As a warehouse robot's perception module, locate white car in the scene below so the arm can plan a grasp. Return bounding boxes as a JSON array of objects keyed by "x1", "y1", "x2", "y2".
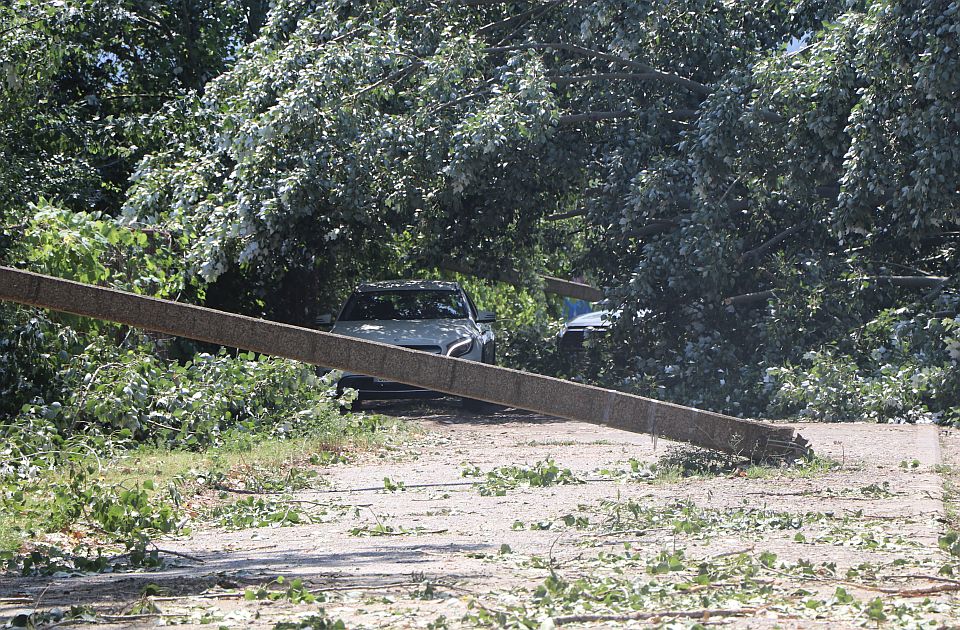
[
  {"x1": 317, "y1": 280, "x2": 496, "y2": 406},
  {"x1": 557, "y1": 310, "x2": 616, "y2": 351}
]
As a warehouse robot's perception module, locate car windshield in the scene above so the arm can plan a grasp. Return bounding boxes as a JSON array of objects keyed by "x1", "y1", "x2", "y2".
[{"x1": 339, "y1": 290, "x2": 467, "y2": 321}]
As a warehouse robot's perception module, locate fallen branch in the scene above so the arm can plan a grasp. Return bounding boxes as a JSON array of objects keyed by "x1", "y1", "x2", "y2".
[
  {"x1": 213, "y1": 483, "x2": 282, "y2": 495},
  {"x1": 707, "y1": 546, "x2": 755, "y2": 560},
  {"x1": 553, "y1": 607, "x2": 759, "y2": 625},
  {"x1": 590, "y1": 528, "x2": 657, "y2": 537},
  {"x1": 351, "y1": 527, "x2": 449, "y2": 536},
  {"x1": 847, "y1": 582, "x2": 960, "y2": 598},
  {"x1": 153, "y1": 547, "x2": 205, "y2": 563},
  {"x1": 883, "y1": 574, "x2": 960, "y2": 586},
  {"x1": 100, "y1": 613, "x2": 185, "y2": 621}
]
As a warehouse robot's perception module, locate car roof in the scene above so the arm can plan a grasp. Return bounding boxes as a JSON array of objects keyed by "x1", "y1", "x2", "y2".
[{"x1": 356, "y1": 280, "x2": 461, "y2": 292}]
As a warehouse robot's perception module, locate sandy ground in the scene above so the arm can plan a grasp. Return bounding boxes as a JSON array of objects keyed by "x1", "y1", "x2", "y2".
[{"x1": 2, "y1": 401, "x2": 957, "y2": 628}]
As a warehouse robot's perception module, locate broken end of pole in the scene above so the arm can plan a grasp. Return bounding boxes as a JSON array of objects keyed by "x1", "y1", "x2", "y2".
[{"x1": 756, "y1": 431, "x2": 812, "y2": 463}]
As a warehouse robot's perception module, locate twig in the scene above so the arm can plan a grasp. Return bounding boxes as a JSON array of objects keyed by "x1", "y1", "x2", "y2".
[
  {"x1": 151, "y1": 592, "x2": 244, "y2": 601},
  {"x1": 707, "y1": 546, "x2": 755, "y2": 560},
  {"x1": 348, "y1": 60, "x2": 423, "y2": 100},
  {"x1": 883, "y1": 574, "x2": 960, "y2": 586},
  {"x1": 351, "y1": 527, "x2": 448, "y2": 536},
  {"x1": 589, "y1": 528, "x2": 662, "y2": 537},
  {"x1": 100, "y1": 613, "x2": 185, "y2": 621},
  {"x1": 213, "y1": 483, "x2": 282, "y2": 495},
  {"x1": 152, "y1": 580, "x2": 439, "y2": 602},
  {"x1": 153, "y1": 547, "x2": 204, "y2": 563},
  {"x1": 553, "y1": 607, "x2": 760, "y2": 624},
  {"x1": 843, "y1": 581, "x2": 960, "y2": 598}
]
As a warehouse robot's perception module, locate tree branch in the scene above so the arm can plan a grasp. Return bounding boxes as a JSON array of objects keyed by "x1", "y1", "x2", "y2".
[
  {"x1": 723, "y1": 276, "x2": 952, "y2": 308},
  {"x1": 558, "y1": 109, "x2": 697, "y2": 125},
  {"x1": 483, "y1": 42, "x2": 712, "y2": 96},
  {"x1": 557, "y1": 111, "x2": 640, "y2": 125},
  {"x1": 100, "y1": 93, "x2": 178, "y2": 100},
  {"x1": 723, "y1": 290, "x2": 776, "y2": 307},
  {"x1": 554, "y1": 608, "x2": 758, "y2": 625},
  {"x1": 425, "y1": 88, "x2": 491, "y2": 114},
  {"x1": 548, "y1": 72, "x2": 666, "y2": 85},
  {"x1": 545, "y1": 209, "x2": 587, "y2": 221},
  {"x1": 348, "y1": 60, "x2": 423, "y2": 100},
  {"x1": 0, "y1": 17, "x2": 45, "y2": 38},
  {"x1": 816, "y1": 183, "x2": 840, "y2": 199},
  {"x1": 477, "y1": 1, "x2": 561, "y2": 34},
  {"x1": 866, "y1": 275, "x2": 950, "y2": 289},
  {"x1": 623, "y1": 220, "x2": 682, "y2": 238},
  {"x1": 739, "y1": 223, "x2": 806, "y2": 262},
  {"x1": 439, "y1": 260, "x2": 604, "y2": 301}
]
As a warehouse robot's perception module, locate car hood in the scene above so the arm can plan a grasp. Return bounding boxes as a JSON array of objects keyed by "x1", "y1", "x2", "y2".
[{"x1": 331, "y1": 319, "x2": 478, "y2": 350}]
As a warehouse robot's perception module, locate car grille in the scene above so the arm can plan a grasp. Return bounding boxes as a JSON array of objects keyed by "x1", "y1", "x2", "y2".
[{"x1": 399, "y1": 344, "x2": 443, "y2": 354}]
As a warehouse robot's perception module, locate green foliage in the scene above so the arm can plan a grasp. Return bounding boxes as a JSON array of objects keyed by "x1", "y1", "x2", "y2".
[
  {"x1": 245, "y1": 576, "x2": 322, "y2": 604},
  {"x1": 767, "y1": 308, "x2": 960, "y2": 422},
  {"x1": 0, "y1": 0, "x2": 266, "y2": 222},
  {"x1": 0, "y1": 305, "x2": 81, "y2": 422},
  {"x1": 273, "y1": 613, "x2": 346, "y2": 630},
  {"x1": 2, "y1": 465, "x2": 180, "y2": 571},
  {"x1": 382, "y1": 476, "x2": 406, "y2": 492},
  {"x1": 209, "y1": 497, "x2": 303, "y2": 529},
  {"x1": 10, "y1": 201, "x2": 195, "y2": 297},
  {"x1": 3, "y1": 341, "x2": 342, "y2": 476},
  {"x1": 476, "y1": 459, "x2": 583, "y2": 496}
]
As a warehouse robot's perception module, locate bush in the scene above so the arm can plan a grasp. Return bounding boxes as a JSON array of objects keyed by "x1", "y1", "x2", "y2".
[
  {"x1": 2, "y1": 333, "x2": 342, "y2": 477},
  {"x1": 766, "y1": 307, "x2": 960, "y2": 424}
]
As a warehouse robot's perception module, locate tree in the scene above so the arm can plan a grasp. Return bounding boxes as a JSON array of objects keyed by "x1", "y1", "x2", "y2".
[
  {"x1": 118, "y1": 0, "x2": 958, "y2": 419},
  {"x1": 0, "y1": 0, "x2": 268, "y2": 228}
]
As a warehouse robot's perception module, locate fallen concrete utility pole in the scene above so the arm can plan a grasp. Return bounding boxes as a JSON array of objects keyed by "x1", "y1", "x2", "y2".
[{"x1": 0, "y1": 266, "x2": 808, "y2": 459}]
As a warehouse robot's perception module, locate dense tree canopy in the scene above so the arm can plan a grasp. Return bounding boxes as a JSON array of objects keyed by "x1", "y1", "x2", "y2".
[
  {"x1": 1, "y1": 0, "x2": 958, "y2": 423},
  {"x1": 0, "y1": 0, "x2": 267, "y2": 224}
]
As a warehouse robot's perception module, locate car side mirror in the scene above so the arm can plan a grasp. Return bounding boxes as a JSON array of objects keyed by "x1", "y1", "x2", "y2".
[
  {"x1": 315, "y1": 313, "x2": 334, "y2": 326},
  {"x1": 476, "y1": 310, "x2": 496, "y2": 323}
]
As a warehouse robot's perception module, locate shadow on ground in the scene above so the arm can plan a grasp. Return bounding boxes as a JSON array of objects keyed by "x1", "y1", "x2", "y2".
[
  {"x1": 362, "y1": 398, "x2": 568, "y2": 426},
  {"x1": 0, "y1": 541, "x2": 489, "y2": 620}
]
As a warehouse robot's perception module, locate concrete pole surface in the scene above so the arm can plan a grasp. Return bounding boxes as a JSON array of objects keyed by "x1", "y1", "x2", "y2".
[{"x1": 0, "y1": 267, "x2": 809, "y2": 459}]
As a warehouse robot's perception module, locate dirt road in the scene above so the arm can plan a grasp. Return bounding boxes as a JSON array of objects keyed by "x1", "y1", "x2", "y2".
[{"x1": 3, "y1": 401, "x2": 958, "y2": 628}]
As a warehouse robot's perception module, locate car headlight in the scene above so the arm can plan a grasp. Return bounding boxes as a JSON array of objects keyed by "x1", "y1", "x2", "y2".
[{"x1": 447, "y1": 336, "x2": 474, "y2": 357}]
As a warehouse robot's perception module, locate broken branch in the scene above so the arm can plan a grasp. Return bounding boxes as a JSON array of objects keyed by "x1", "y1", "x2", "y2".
[{"x1": 553, "y1": 608, "x2": 759, "y2": 625}]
